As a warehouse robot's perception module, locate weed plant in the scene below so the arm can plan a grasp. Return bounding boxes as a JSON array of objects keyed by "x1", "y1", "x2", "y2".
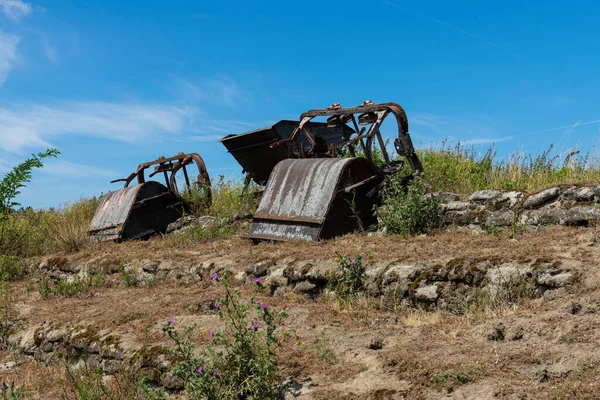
[
  {"x1": 162, "y1": 275, "x2": 288, "y2": 400},
  {"x1": 377, "y1": 172, "x2": 442, "y2": 235}
]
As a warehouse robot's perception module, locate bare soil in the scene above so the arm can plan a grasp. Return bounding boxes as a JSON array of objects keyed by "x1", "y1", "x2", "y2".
[{"x1": 3, "y1": 226, "x2": 600, "y2": 399}]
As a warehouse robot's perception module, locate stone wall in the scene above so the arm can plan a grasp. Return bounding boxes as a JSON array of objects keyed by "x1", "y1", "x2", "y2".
[{"x1": 438, "y1": 185, "x2": 599, "y2": 228}]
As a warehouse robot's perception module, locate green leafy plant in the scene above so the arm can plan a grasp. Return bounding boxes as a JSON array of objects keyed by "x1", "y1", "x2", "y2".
[
  {"x1": 0, "y1": 382, "x2": 26, "y2": 399},
  {"x1": 0, "y1": 255, "x2": 25, "y2": 282},
  {"x1": 0, "y1": 148, "x2": 59, "y2": 256},
  {"x1": 162, "y1": 275, "x2": 288, "y2": 400},
  {"x1": 314, "y1": 339, "x2": 337, "y2": 365},
  {"x1": 377, "y1": 172, "x2": 442, "y2": 235},
  {"x1": 327, "y1": 254, "x2": 366, "y2": 303}
]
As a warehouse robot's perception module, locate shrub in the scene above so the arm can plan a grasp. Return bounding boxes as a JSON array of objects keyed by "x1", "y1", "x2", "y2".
[
  {"x1": 0, "y1": 255, "x2": 25, "y2": 282},
  {"x1": 327, "y1": 254, "x2": 366, "y2": 303},
  {"x1": 162, "y1": 275, "x2": 288, "y2": 400},
  {"x1": 0, "y1": 148, "x2": 59, "y2": 256},
  {"x1": 43, "y1": 198, "x2": 99, "y2": 253},
  {"x1": 205, "y1": 176, "x2": 260, "y2": 220},
  {"x1": 377, "y1": 172, "x2": 442, "y2": 235}
]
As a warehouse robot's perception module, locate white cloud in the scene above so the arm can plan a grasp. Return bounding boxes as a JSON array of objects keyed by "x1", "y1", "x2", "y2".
[
  {"x1": 41, "y1": 160, "x2": 117, "y2": 178},
  {"x1": 0, "y1": 31, "x2": 19, "y2": 86},
  {"x1": 0, "y1": 101, "x2": 201, "y2": 153},
  {"x1": 0, "y1": 100, "x2": 260, "y2": 153},
  {"x1": 0, "y1": 0, "x2": 32, "y2": 21}
]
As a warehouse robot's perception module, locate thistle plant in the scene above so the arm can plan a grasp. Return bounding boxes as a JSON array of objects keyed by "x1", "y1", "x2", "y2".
[
  {"x1": 327, "y1": 254, "x2": 367, "y2": 303},
  {"x1": 377, "y1": 172, "x2": 442, "y2": 235},
  {"x1": 162, "y1": 275, "x2": 288, "y2": 400}
]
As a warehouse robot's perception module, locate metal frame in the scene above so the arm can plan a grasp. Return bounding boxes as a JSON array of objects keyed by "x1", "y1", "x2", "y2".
[
  {"x1": 110, "y1": 152, "x2": 211, "y2": 197},
  {"x1": 270, "y1": 101, "x2": 423, "y2": 173}
]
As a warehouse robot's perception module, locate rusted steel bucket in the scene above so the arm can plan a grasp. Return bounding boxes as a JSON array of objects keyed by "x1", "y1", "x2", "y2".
[
  {"x1": 89, "y1": 181, "x2": 184, "y2": 242},
  {"x1": 220, "y1": 120, "x2": 353, "y2": 184},
  {"x1": 248, "y1": 157, "x2": 381, "y2": 241}
]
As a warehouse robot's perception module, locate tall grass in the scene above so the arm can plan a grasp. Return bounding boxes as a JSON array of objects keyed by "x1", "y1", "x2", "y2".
[{"x1": 419, "y1": 142, "x2": 600, "y2": 195}]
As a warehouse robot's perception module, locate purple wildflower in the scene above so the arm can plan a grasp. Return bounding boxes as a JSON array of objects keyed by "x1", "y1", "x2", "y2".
[
  {"x1": 211, "y1": 273, "x2": 218, "y2": 282},
  {"x1": 425, "y1": 183, "x2": 431, "y2": 189},
  {"x1": 159, "y1": 343, "x2": 163, "y2": 348},
  {"x1": 168, "y1": 373, "x2": 173, "y2": 379},
  {"x1": 213, "y1": 371, "x2": 218, "y2": 378},
  {"x1": 261, "y1": 303, "x2": 267, "y2": 309},
  {"x1": 343, "y1": 268, "x2": 347, "y2": 273},
  {"x1": 252, "y1": 323, "x2": 260, "y2": 330},
  {"x1": 198, "y1": 366, "x2": 203, "y2": 373},
  {"x1": 210, "y1": 330, "x2": 215, "y2": 337},
  {"x1": 350, "y1": 260, "x2": 355, "y2": 266},
  {"x1": 166, "y1": 318, "x2": 173, "y2": 324},
  {"x1": 244, "y1": 298, "x2": 250, "y2": 304},
  {"x1": 253, "y1": 277, "x2": 261, "y2": 284},
  {"x1": 215, "y1": 303, "x2": 221, "y2": 310}
]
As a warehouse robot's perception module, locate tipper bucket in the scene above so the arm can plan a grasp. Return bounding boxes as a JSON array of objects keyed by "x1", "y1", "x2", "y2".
[
  {"x1": 89, "y1": 181, "x2": 184, "y2": 242},
  {"x1": 220, "y1": 120, "x2": 353, "y2": 184},
  {"x1": 248, "y1": 157, "x2": 381, "y2": 241},
  {"x1": 88, "y1": 152, "x2": 211, "y2": 242}
]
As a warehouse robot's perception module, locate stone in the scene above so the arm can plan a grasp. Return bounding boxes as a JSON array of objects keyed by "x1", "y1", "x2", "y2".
[
  {"x1": 562, "y1": 205, "x2": 597, "y2": 226},
  {"x1": 142, "y1": 262, "x2": 159, "y2": 274},
  {"x1": 507, "y1": 325, "x2": 524, "y2": 341},
  {"x1": 469, "y1": 190, "x2": 502, "y2": 203},
  {"x1": 165, "y1": 215, "x2": 197, "y2": 233},
  {"x1": 537, "y1": 271, "x2": 573, "y2": 288},
  {"x1": 264, "y1": 267, "x2": 287, "y2": 287},
  {"x1": 245, "y1": 260, "x2": 273, "y2": 277},
  {"x1": 414, "y1": 284, "x2": 439, "y2": 302},
  {"x1": 442, "y1": 201, "x2": 469, "y2": 212},
  {"x1": 46, "y1": 329, "x2": 67, "y2": 343},
  {"x1": 487, "y1": 322, "x2": 505, "y2": 341},
  {"x1": 428, "y1": 192, "x2": 460, "y2": 203},
  {"x1": 526, "y1": 207, "x2": 564, "y2": 226},
  {"x1": 498, "y1": 191, "x2": 524, "y2": 208},
  {"x1": 293, "y1": 281, "x2": 317, "y2": 294},
  {"x1": 523, "y1": 187, "x2": 560, "y2": 209},
  {"x1": 563, "y1": 186, "x2": 595, "y2": 202},
  {"x1": 383, "y1": 265, "x2": 419, "y2": 284},
  {"x1": 485, "y1": 211, "x2": 516, "y2": 227}
]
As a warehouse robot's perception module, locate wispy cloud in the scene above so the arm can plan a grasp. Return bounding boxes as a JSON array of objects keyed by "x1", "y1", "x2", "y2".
[
  {"x1": 167, "y1": 74, "x2": 246, "y2": 106},
  {"x1": 0, "y1": 31, "x2": 20, "y2": 86},
  {"x1": 0, "y1": 101, "x2": 202, "y2": 153},
  {"x1": 381, "y1": 0, "x2": 525, "y2": 60},
  {"x1": 0, "y1": 100, "x2": 261, "y2": 153},
  {"x1": 0, "y1": 0, "x2": 32, "y2": 21},
  {"x1": 41, "y1": 160, "x2": 117, "y2": 178}
]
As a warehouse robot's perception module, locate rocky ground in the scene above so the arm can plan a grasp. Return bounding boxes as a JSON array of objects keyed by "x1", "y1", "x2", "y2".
[{"x1": 1, "y1": 224, "x2": 600, "y2": 399}]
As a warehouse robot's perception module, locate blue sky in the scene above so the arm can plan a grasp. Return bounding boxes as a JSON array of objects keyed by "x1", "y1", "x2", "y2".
[{"x1": 1, "y1": 0, "x2": 599, "y2": 208}]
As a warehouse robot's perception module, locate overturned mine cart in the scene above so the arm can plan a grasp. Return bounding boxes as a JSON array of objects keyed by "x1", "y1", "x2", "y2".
[
  {"x1": 222, "y1": 101, "x2": 423, "y2": 241},
  {"x1": 89, "y1": 153, "x2": 211, "y2": 242}
]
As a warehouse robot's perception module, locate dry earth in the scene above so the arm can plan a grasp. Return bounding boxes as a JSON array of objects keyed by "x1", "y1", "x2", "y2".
[{"x1": 3, "y1": 226, "x2": 600, "y2": 399}]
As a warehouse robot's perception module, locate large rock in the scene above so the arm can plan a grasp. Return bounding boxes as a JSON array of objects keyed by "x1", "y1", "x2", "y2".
[
  {"x1": 537, "y1": 271, "x2": 573, "y2": 288},
  {"x1": 442, "y1": 201, "x2": 469, "y2": 212},
  {"x1": 523, "y1": 187, "x2": 560, "y2": 209},
  {"x1": 469, "y1": 190, "x2": 502, "y2": 203},
  {"x1": 562, "y1": 205, "x2": 597, "y2": 226},
  {"x1": 562, "y1": 186, "x2": 595, "y2": 202},
  {"x1": 414, "y1": 284, "x2": 439, "y2": 302}
]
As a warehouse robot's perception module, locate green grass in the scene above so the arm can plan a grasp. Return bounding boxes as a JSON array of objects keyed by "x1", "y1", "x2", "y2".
[{"x1": 418, "y1": 142, "x2": 600, "y2": 195}]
